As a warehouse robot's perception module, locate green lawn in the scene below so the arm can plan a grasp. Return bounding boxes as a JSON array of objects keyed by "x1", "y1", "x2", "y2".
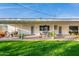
[{"x1": 0, "y1": 40, "x2": 79, "y2": 56}]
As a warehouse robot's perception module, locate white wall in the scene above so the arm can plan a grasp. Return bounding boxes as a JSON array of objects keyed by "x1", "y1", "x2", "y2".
[
  {"x1": 6, "y1": 21, "x2": 79, "y2": 35},
  {"x1": 7, "y1": 25, "x2": 16, "y2": 33}
]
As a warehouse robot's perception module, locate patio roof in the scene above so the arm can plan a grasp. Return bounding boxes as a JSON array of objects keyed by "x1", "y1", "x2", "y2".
[
  {"x1": 0, "y1": 18, "x2": 79, "y2": 24},
  {"x1": 0, "y1": 18, "x2": 79, "y2": 21}
]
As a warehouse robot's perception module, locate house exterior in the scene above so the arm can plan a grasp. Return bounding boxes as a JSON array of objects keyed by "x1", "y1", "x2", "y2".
[{"x1": 0, "y1": 18, "x2": 79, "y2": 36}]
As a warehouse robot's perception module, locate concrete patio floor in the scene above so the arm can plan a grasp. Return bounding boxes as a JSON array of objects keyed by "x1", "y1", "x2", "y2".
[
  {"x1": 0, "y1": 37, "x2": 52, "y2": 41},
  {"x1": 0, "y1": 37, "x2": 79, "y2": 41}
]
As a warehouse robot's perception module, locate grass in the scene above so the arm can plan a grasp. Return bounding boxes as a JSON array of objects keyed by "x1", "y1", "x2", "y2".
[{"x1": 0, "y1": 40, "x2": 79, "y2": 56}]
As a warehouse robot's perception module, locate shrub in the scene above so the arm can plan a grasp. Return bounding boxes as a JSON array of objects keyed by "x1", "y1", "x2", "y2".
[{"x1": 48, "y1": 32, "x2": 56, "y2": 37}]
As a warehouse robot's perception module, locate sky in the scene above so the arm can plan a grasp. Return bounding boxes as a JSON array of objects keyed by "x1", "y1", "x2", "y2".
[{"x1": 0, "y1": 3, "x2": 79, "y2": 18}]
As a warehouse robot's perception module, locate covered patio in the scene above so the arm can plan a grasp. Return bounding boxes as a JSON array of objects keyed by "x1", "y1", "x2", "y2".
[
  {"x1": 0, "y1": 19, "x2": 79, "y2": 40},
  {"x1": 0, "y1": 19, "x2": 54, "y2": 40}
]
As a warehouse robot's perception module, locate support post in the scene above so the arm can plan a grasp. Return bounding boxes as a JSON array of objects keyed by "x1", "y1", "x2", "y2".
[{"x1": 21, "y1": 24, "x2": 23, "y2": 40}]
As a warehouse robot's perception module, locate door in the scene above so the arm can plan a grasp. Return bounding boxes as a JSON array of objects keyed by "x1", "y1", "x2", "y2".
[
  {"x1": 59, "y1": 26, "x2": 62, "y2": 34},
  {"x1": 31, "y1": 26, "x2": 34, "y2": 35}
]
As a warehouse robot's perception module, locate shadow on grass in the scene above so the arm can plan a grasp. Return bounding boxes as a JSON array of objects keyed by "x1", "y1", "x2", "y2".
[
  {"x1": 60, "y1": 43, "x2": 79, "y2": 56},
  {"x1": 0, "y1": 41, "x2": 79, "y2": 56}
]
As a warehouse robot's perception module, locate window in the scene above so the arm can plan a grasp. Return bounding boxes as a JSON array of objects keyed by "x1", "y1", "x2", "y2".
[
  {"x1": 69, "y1": 26, "x2": 78, "y2": 35},
  {"x1": 40, "y1": 25, "x2": 49, "y2": 31},
  {"x1": 54, "y1": 25, "x2": 57, "y2": 30}
]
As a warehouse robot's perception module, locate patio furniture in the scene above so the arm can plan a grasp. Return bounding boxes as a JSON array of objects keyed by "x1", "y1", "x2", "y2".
[
  {"x1": 0, "y1": 31, "x2": 6, "y2": 38},
  {"x1": 40, "y1": 31, "x2": 49, "y2": 38}
]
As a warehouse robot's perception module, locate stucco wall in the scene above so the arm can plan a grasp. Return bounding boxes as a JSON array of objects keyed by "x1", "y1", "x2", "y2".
[
  {"x1": 6, "y1": 21, "x2": 79, "y2": 35},
  {"x1": 33, "y1": 21, "x2": 79, "y2": 35},
  {"x1": 0, "y1": 24, "x2": 7, "y2": 32}
]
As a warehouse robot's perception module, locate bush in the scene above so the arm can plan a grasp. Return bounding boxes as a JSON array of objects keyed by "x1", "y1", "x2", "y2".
[{"x1": 48, "y1": 32, "x2": 56, "y2": 37}]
